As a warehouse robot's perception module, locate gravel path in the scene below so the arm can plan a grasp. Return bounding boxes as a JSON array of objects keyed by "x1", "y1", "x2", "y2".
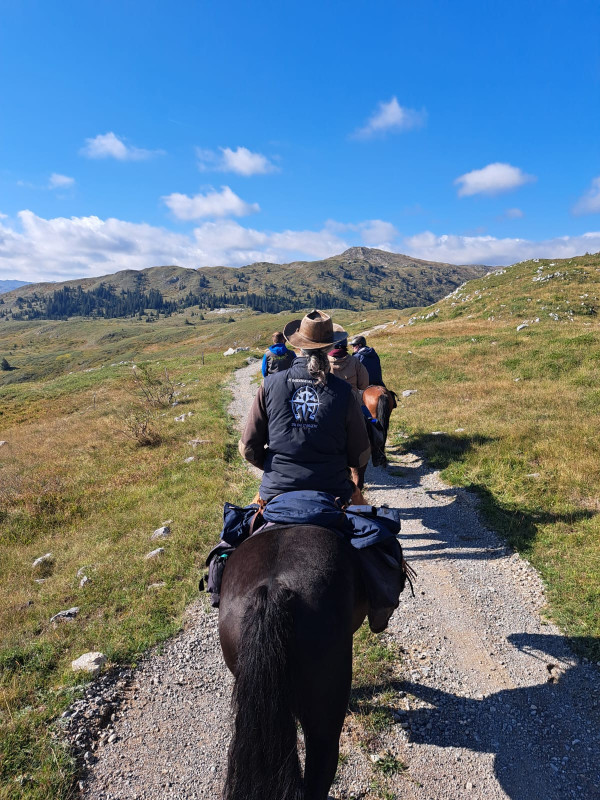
[{"x1": 78, "y1": 361, "x2": 600, "y2": 800}]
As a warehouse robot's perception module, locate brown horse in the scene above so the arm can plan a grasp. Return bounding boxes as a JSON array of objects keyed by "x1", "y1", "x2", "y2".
[
  {"x1": 218, "y1": 525, "x2": 367, "y2": 800},
  {"x1": 362, "y1": 385, "x2": 397, "y2": 468}
]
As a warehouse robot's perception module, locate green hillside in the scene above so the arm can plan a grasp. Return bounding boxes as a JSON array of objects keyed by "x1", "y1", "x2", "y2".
[
  {"x1": 408, "y1": 252, "x2": 599, "y2": 325},
  {"x1": 0, "y1": 247, "x2": 490, "y2": 319}
]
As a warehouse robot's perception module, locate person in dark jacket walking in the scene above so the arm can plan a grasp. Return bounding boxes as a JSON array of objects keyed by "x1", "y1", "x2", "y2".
[
  {"x1": 241, "y1": 311, "x2": 370, "y2": 505},
  {"x1": 350, "y1": 335, "x2": 383, "y2": 386},
  {"x1": 261, "y1": 331, "x2": 296, "y2": 377}
]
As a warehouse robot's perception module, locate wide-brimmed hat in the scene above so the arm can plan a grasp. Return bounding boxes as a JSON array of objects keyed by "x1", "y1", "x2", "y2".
[{"x1": 284, "y1": 309, "x2": 347, "y2": 350}]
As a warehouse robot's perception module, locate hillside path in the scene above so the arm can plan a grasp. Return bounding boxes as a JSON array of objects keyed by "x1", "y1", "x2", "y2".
[{"x1": 80, "y1": 361, "x2": 600, "y2": 800}]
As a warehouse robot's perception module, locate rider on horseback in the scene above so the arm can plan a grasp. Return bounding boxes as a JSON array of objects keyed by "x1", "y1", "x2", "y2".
[
  {"x1": 350, "y1": 334, "x2": 384, "y2": 386},
  {"x1": 261, "y1": 330, "x2": 296, "y2": 377},
  {"x1": 240, "y1": 311, "x2": 369, "y2": 505}
]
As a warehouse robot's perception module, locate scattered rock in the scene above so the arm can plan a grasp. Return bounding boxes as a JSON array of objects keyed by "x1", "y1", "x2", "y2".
[
  {"x1": 189, "y1": 439, "x2": 211, "y2": 448},
  {"x1": 32, "y1": 552, "x2": 53, "y2": 569},
  {"x1": 148, "y1": 582, "x2": 167, "y2": 590},
  {"x1": 174, "y1": 414, "x2": 186, "y2": 422},
  {"x1": 0, "y1": 440, "x2": 7, "y2": 447},
  {"x1": 223, "y1": 347, "x2": 250, "y2": 357},
  {"x1": 402, "y1": 389, "x2": 417, "y2": 397},
  {"x1": 50, "y1": 607, "x2": 80, "y2": 624},
  {"x1": 516, "y1": 323, "x2": 529, "y2": 331},
  {"x1": 79, "y1": 576, "x2": 90, "y2": 588},
  {"x1": 151, "y1": 526, "x2": 171, "y2": 540},
  {"x1": 184, "y1": 456, "x2": 195, "y2": 464},
  {"x1": 145, "y1": 548, "x2": 165, "y2": 560},
  {"x1": 71, "y1": 652, "x2": 107, "y2": 677}
]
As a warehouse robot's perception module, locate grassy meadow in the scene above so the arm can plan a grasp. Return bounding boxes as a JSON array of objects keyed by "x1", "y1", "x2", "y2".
[{"x1": 1, "y1": 251, "x2": 599, "y2": 797}]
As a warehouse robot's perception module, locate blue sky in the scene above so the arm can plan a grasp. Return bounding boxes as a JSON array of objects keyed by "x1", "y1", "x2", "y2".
[{"x1": 1, "y1": 0, "x2": 600, "y2": 281}]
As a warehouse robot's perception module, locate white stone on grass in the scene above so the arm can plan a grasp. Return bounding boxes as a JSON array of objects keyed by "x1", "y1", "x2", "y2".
[
  {"x1": 151, "y1": 526, "x2": 171, "y2": 540},
  {"x1": 71, "y1": 652, "x2": 106, "y2": 677},
  {"x1": 32, "y1": 552, "x2": 53, "y2": 569},
  {"x1": 50, "y1": 607, "x2": 80, "y2": 623},
  {"x1": 145, "y1": 548, "x2": 165, "y2": 560},
  {"x1": 402, "y1": 389, "x2": 417, "y2": 397}
]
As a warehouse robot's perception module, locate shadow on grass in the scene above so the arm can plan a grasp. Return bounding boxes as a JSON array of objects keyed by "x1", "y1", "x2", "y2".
[
  {"x1": 400, "y1": 431, "x2": 496, "y2": 470},
  {"x1": 464, "y1": 482, "x2": 596, "y2": 552},
  {"x1": 382, "y1": 432, "x2": 596, "y2": 555}
]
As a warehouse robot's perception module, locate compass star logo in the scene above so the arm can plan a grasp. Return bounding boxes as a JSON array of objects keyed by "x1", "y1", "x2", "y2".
[{"x1": 291, "y1": 385, "x2": 320, "y2": 422}]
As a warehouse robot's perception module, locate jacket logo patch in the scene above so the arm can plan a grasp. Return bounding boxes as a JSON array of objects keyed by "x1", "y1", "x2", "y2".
[{"x1": 291, "y1": 385, "x2": 320, "y2": 422}]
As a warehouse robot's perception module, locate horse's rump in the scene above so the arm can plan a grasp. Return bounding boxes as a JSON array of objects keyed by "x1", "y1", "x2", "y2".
[{"x1": 219, "y1": 526, "x2": 366, "y2": 800}]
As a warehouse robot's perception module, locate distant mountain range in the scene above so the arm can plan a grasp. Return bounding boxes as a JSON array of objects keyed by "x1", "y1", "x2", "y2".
[
  {"x1": 0, "y1": 248, "x2": 491, "y2": 319},
  {"x1": 0, "y1": 280, "x2": 30, "y2": 295}
]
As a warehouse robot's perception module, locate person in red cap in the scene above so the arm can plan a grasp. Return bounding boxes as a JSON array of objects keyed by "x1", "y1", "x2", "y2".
[{"x1": 239, "y1": 310, "x2": 370, "y2": 504}]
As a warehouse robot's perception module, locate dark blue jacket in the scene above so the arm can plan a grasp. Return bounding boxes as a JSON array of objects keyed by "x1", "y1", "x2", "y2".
[
  {"x1": 261, "y1": 343, "x2": 296, "y2": 377},
  {"x1": 259, "y1": 359, "x2": 354, "y2": 501},
  {"x1": 355, "y1": 346, "x2": 383, "y2": 385}
]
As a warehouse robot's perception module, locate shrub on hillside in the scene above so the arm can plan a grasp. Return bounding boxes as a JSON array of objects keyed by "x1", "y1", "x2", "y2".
[
  {"x1": 131, "y1": 363, "x2": 175, "y2": 407},
  {"x1": 120, "y1": 409, "x2": 162, "y2": 447}
]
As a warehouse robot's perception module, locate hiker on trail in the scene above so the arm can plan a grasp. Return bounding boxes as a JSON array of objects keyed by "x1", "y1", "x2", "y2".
[
  {"x1": 350, "y1": 335, "x2": 383, "y2": 386},
  {"x1": 240, "y1": 310, "x2": 370, "y2": 505},
  {"x1": 327, "y1": 338, "x2": 370, "y2": 398},
  {"x1": 261, "y1": 331, "x2": 296, "y2": 377}
]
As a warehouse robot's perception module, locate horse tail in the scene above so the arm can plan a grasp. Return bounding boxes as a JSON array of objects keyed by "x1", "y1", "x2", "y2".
[
  {"x1": 376, "y1": 391, "x2": 391, "y2": 435},
  {"x1": 224, "y1": 583, "x2": 302, "y2": 800}
]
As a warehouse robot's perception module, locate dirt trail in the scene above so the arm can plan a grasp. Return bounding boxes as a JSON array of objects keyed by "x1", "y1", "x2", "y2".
[{"x1": 80, "y1": 361, "x2": 600, "y2": 800}]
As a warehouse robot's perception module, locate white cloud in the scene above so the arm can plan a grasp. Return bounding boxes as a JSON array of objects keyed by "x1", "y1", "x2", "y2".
[
  {"x1": 327, "y1": 219, "x2": 399, "y2": 251},
  {"x1": 573, "y1": 176, "x2": 600, "y2": 215},
  {"x1": 504, "y1": 208, "x2": 524, "y2": 219},
  {"x1": 0, "y1": 211, "x2": 351, "y2": 281},
  {"x1": 49, "y1": 173, "x2": 75, "y2": 189},
  {"x1": 354, "y1": 97, "x2": 427, "y2": 139},
  {"x1": 4, "y1": 209, "x2": 600, "y2": 284},
  {"x1": 162, "y1": 186, "x2": 260, "y2": 220},
  {"x1": 80, "y1": 132, "x2": 163, "y2": 161},
  {"x1": 403, "y1": 230, "x2": 600, "y2": 266},
  {"x1": 455, "y1": 162, "x2": 536, "y2": 197},
  {"x1": 197, "y1": 146, "x2": 279, "y2": 176}
]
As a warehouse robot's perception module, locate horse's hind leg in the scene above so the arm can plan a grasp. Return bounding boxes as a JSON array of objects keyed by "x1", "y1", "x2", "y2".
[{"x1": 297, "y1": 643, "x2": 352, "y2": 800}]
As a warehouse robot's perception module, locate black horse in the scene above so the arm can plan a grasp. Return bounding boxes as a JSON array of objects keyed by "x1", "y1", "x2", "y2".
[{"x1": 218, "y1": 524, "x2": 367, "y2": 800}]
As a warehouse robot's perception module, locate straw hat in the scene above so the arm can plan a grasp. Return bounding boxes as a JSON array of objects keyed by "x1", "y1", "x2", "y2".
[{"x1": 283, "y1": 309, "x2": 347, "y2": 350}]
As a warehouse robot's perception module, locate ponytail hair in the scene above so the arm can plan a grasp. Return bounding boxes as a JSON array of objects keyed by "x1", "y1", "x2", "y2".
[{"x1": 302, "y1": 346, "x2": 331, "y2": 386}]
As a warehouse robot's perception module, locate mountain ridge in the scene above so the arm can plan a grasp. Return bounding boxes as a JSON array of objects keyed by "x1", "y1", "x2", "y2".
[{"x1": 0, "y1": 248, "x2": 491, "y2": 318}]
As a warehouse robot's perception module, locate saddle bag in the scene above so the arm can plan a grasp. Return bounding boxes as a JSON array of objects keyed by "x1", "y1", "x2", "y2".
[{"x1": 219, "y1": 501, "x2": 261, "y2": 546}]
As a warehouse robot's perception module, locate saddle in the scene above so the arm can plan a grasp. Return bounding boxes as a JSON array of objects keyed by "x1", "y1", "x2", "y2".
[{"x1": 204, "y1": 491, "x2": 416, "y2": 611}]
